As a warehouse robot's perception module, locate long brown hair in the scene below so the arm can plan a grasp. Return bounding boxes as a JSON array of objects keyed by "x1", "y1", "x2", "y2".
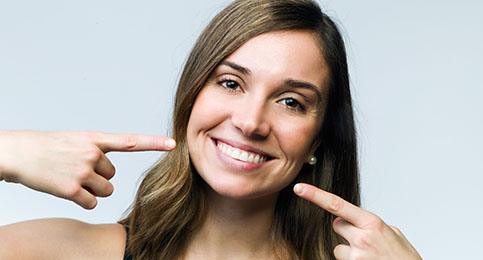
[{"x1": 119, "y1": 0, "x2": 359, "y2": 259}]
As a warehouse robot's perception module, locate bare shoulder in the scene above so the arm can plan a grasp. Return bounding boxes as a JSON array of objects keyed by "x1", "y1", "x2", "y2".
[{"x1": 0, "y1": 218, "x2": 126, "y2": 260}]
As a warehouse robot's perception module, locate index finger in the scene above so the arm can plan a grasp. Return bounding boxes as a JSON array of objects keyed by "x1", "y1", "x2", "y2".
[
  {"x1": 87, "y1": 132, "x2": 176, "y2": 152},
  {"x1": 293, "y1": 183, "x2": 378, "y2": 228}
]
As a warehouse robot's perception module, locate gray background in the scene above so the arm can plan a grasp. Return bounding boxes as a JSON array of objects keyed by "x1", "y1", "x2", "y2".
[{"x1": 1, "y1": 1, "x2": 482, "y2": 259}]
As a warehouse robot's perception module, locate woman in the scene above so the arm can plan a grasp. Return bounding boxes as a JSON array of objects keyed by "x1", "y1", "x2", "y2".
[{"x1": 0, "y1": 0, "x2": 421, "y2": 259}]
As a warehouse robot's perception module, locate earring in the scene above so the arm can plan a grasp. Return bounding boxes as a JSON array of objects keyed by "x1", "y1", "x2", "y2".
[{"x1": 308, "y1": 155, "x2": 317, "y2": 165}]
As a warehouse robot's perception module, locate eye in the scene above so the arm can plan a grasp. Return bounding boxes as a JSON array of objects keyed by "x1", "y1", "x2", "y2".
[
  {"x1": 217, "y1": 78, "x2": 241, "y2": 92},
  {"x1": 279, "y1": 97, "x2": 306, "y2": 112}
]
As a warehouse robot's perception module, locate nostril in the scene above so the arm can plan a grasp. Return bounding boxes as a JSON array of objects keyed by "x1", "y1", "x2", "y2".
[{"x1": 231, "y1": 112, "x2": 270, "y2": 139}]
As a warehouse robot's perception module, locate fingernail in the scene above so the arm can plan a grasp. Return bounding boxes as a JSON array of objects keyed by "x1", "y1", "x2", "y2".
[
  {"x1": 293, "y1": 184, "x2": 304, "y2": 195},
  {"x1": 165, "y1": 138, "x2": 176, "y2": 149}
]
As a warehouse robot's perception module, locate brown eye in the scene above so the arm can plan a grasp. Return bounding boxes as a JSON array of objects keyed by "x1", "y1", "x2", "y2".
[
  {"x1": 218, "y1": 79, "x2": 240, "y2": 91},
  {"x1": 279, "y1": 97, "x2": 305, "y2": 111}
]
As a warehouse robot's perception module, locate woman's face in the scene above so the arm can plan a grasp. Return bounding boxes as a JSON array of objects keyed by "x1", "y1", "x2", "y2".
[{"x1": 187, "y1": 30, "x2": 330, "y2": 200}]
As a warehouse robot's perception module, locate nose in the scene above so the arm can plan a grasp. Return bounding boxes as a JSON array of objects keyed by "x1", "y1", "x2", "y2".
[{"x1": 231, "y1": 97, "x2": 271, "y2": 139}]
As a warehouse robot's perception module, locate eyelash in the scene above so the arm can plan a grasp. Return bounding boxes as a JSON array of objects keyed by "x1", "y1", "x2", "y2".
[
  {"x1": 217, "y1": 77, "x2": 241, "y2": 93},
  {"x1": 216, "y1": 77, "x2": 306, "y2": 112},
  {"x1": 279, "y1": 97, "x2": 306, "y2": 112}
]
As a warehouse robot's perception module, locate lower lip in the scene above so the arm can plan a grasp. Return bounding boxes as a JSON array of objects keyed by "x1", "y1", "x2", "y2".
[{"x1": 212, "y1": 138, "x2": 268, "y2": 172}]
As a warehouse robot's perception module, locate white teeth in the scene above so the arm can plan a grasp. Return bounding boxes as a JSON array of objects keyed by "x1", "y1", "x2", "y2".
[
  {"x1": 240, "y1": 151, "x2": 249, "y2": 161},
  {"x1": 217, "y1": 141, "x2": 267, "y2": 163}
]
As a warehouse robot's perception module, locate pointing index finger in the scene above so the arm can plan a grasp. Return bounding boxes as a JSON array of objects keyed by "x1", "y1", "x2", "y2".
[
  {"x1": 294, "y1": 183, "x2": 378, "y2": 229},
  {"x1": 89, "y1": 132, "x2": 176, "y2": 153}
]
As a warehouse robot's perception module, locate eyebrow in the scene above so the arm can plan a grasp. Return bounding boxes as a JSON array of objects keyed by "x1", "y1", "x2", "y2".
[
  {"x1": 285, "y1": 79, "x2": 324, "y2": 104},
  {"x1": 221, "y1": 60, "x2": 252, "y2": 76},
  {"x1": 220, "y1": 60, "x2": 324, "y2": 103}
]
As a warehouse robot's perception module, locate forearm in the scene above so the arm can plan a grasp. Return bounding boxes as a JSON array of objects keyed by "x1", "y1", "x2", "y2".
[
  {"x1": 0, "y1": 131, "x2": 13, "y2": 182},
  {"x1": 0, "y1": 131, "x2": 6, "y2": 181},
  {"x1": 0, "y1": 135, "x2": 5, "y2": 182}
]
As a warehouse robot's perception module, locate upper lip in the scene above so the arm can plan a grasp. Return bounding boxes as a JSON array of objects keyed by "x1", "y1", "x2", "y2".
[{"x1": 212, "y1": 137, "x2": 275, "y2": 159}]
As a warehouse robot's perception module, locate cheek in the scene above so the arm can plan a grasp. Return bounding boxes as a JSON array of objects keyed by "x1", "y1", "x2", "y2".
[
  {"x1": 187, "y1": 87, "x2": 227, "y2": 131},
  {"x1": 187, "y1": 87, "x2": 227, "y2": 159},
  {"x1": 187, "y1": 89, "x2": 217, "y2": 137},
  {"x1": 276, "y1": 119, "x2": 319, "y2": 160},
  {"x1": 187, "y1": 91, "x2": 211, "y2": 181}
]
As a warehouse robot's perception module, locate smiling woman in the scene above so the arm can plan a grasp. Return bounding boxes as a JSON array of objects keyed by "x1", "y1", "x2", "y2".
[
  {"x1": 119, "y1": 0, "x2": 360, "y2": 258},
  {"x1": 0, "y1": 0, "x2": 421, "y2": 259},
  {"x1": 187, "y1": 30, "x2": 328, "y2": 199}
]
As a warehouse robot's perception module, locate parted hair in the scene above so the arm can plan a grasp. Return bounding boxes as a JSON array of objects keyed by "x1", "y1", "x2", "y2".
[{"x1": 119, "y1": 0, "x2": 359, "y2": 259}]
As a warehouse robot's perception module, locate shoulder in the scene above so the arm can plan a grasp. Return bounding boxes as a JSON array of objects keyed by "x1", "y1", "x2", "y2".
[{"x1": 0, "y1": 218, "x2": 127, "y2": 260}]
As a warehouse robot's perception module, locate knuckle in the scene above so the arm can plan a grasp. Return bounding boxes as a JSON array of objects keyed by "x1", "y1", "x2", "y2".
[
  {"x1": 104, "y1": 182, "x2": 114, "y2": 196},
  {"x1": 332, "y1": 245, "x2": 342, "y2": 258},
  {"x1": 353, "y1": 233, "x2": 372, "y2": 250},
  {"x1": 84, "y1": 198, "x2": 97, "y2": 210},
  {"x1": 329, "y1": 195, "x2": 344, "y2": 212},
  {"x1": 64, "y1": 183, "x2": 82, "y2": 198},
  {"x1": 109, "y1": 162, "x2": 116, "y2": 173},
  {"x1": 332, "y1": 217, "x2": 343, "y2": 228},
  {"x1": 76, "y1": 167, "x2": 92, "y2": 181},
  {"x1": 83, "y1": 131, "x2": 99, "y2": 142},
  {"x1": 106, "y1": 166, "x2": 116, "y2": 180},
  {"x1": 333, "y1": 243, "x2": 345, "y2": 253},
  {"x1": 85, "y1": 148, "x2": 102, "y2": 163},
  {"x1": 122, "y1": 135, "x2": 137, "y2": 150},
  {"x1": 371, "y1": 217, "x2": 385, "y2": 232}
]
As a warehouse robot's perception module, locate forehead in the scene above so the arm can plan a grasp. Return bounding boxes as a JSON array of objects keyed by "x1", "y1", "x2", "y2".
[{"x1": 221, "y1": 30, "x2": 329, "y2": 90}]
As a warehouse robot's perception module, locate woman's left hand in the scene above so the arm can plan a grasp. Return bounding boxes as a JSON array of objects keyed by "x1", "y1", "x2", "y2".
[{"x1": 293, "y1": 183, "x2": 422, "y2": 260}]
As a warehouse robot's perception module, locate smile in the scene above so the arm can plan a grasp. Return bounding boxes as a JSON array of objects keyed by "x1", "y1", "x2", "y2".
[{"x1": 216, "y1": 141, "x2": 268, "y2": 164}]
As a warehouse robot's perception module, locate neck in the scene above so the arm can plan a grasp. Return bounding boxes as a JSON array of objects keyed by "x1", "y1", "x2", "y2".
[{"x1": 183, "y1": 189, "x2": 279, "y2": 260}]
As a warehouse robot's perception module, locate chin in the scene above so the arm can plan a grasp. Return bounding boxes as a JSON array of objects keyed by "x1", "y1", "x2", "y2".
[{"x1": 199, "y1": 174, "x2": 282, "y2": 201}]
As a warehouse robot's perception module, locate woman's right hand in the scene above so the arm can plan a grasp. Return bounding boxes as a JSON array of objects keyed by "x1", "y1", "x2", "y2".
[{"x1": 0, "y1": 131, "x2": 176, "y2": 209}]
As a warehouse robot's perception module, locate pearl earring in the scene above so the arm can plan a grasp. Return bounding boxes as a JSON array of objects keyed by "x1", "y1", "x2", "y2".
[{"x1": 308, "y1": 155, "x2": 317, "y2": 165}]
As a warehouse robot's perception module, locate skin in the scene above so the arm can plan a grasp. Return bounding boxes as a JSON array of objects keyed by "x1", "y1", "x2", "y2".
[
  {"x1": 294, "y1": 183, "x2": 422, "y2": 259},
  {"x1": 0, "y1": 30, "x2": 422, "y2": 260},
  {"x1": 187, "y1": 30, "x2": 328, "y2": 200},
  {"x1": 0, "y1": 131, "x2": 176, "y2": 209},
  {"x1": 0, "y1": 218, "x2": 126, "y2": 260},
  {"x1": 184, "y1": 30, "x2": 328, "y2": 259},
  {"x1": 0, "y1": 131, "x2": 175, "y2": 259},
  {"x1": 184, "y1": 30, "x2": 421, "y2": 259}
]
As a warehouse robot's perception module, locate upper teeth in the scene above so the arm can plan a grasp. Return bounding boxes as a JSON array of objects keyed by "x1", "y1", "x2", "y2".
[{"x1": 217, "y1": 141, "x2": 267, "y2": 164}]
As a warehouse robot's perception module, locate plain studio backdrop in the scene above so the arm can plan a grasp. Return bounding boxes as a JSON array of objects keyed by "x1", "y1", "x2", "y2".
[{"x1": 1, "y1": 1, "x2": 482, "y2": 259}]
